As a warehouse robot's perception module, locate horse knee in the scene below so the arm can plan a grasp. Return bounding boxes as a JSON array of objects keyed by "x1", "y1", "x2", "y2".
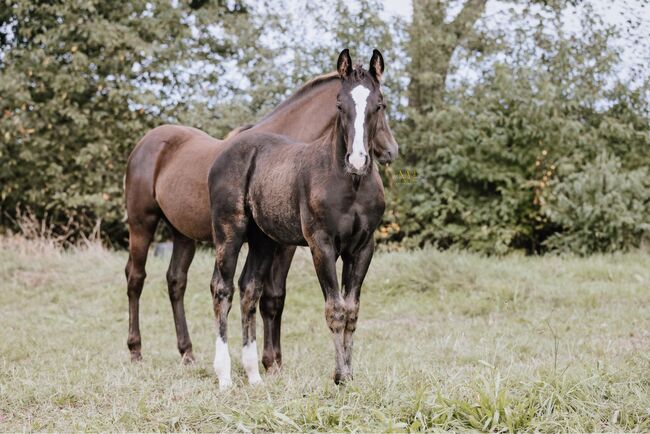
[
  {"x1": 211, "y1": 277, "x2": 233, "y2": 304},
  {"x1": 324, "y1": 299, "x2": 346, "y2": 333},
  {"x1": 344, "y1": 300, "x2": 359, "y2": 332},
  {"x1": 240, "y1": 279, "x2": 263, "y2": 317}
]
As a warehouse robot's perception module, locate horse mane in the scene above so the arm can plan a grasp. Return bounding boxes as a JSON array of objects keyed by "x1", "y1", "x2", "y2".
[
  {"x1": 256, "y1": 71, "x2": 340, "y2": 123},
  {"x1": 224, "y1": 123, "x2": 254, "y2": 140}
]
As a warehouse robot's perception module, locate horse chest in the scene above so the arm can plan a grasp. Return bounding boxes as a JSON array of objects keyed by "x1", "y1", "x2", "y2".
[{"x1": 313, "y1": 179, "x2": 384, "y2": 249}]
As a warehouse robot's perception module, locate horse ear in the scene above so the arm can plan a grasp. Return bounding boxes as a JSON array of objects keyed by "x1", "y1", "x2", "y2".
[
  {"x1": 369, "y1": 49, "x2": 384, "y2": 82},
  {"x1": 337, "y1": 48, "x2": 353, "y2": 79}
]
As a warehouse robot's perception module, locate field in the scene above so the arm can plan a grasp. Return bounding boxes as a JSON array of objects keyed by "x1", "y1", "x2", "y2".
[{"x1": 1, "y1": 237, "x2": 649, "y2": 432}]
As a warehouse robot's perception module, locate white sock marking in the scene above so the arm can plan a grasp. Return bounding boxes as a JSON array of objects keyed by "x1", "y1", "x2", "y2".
[
  {"x1": 349, "y1": 84, "x2": 371, "y2": 170},
  {"x1": 242, "y1": 341, "x2": 262, "y2": 385},
  {"x1": 213, "y1": 336, "x2": 232, "y2": 391}
]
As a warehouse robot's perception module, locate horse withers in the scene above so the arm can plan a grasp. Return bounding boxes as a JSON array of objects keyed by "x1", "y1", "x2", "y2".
[{"x1": 207, "y1": 49, "x2": 389, "y2": 388}]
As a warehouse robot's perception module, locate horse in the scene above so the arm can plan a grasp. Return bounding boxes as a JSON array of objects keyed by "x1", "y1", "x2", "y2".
[
  {"x1": 124, "y1": 60, "x2": 398, "y2": 369},
  {"x1": 207, "y1": 48, "x2": 388, "y2": 388}
]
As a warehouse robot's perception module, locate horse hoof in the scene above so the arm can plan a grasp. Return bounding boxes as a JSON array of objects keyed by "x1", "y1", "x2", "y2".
[
  {"x1": 218, "y1": 378, "x2": 233, "y2": 391},
  {"x1": 333, "y1": 370, "x2": 353, "y2": 385},
  {"x1": 264, "y1": 362, "x2": 282, "y2": 375},
  {"x1": 130, "y1": 351, "x2": 143, "y2": 363},
  {"x1": 181, "y1": 351, "x2": 196, "y2": 365},
  {"x1": 248, "y1": 375, "x2": 263, "y2": 386}
]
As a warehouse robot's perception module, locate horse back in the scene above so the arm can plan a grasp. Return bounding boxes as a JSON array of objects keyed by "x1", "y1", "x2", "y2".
[{"x1": 126, "y1": 124, "x2": 223, "y2": 241}]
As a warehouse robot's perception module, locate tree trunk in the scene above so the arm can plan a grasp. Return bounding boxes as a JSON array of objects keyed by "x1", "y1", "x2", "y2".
[{"x1": 407, "y1": 0, "x2": 487, "y2": 113}]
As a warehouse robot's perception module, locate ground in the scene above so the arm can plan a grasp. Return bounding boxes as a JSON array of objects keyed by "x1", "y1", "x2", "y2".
[{"x1": 0, "y1": 236, "x2": 649, "y2": 432}]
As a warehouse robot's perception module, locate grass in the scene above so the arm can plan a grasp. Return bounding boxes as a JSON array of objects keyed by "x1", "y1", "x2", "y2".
[{"x1": 1, "y1": 236, "x2": 649, "y2": 432}]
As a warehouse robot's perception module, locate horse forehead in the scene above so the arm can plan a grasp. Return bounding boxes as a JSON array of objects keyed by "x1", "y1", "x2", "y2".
[{"x1": 350, "y1": 84, "x2": 371, "y2": 113}]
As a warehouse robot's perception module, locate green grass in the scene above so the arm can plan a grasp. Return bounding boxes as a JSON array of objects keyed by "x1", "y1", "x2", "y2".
[{"x1": 1, "y1": 236, "x2": 649, "y2": 432}]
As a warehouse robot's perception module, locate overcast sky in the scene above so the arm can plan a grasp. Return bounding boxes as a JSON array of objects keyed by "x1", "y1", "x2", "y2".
[{"x1": 380, "y1": 0, "x2": 650, "y2": 83}]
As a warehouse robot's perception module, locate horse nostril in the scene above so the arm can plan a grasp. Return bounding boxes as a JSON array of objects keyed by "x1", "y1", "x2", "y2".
[{"x1": 346, "y1": 153, "x2": 367, "y2": 171}]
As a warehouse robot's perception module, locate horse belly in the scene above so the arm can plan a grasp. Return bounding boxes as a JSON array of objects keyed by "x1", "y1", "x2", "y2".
[
  {"x1": 154, "y1": 139, "x2": 220, "y2": 242},
  {"x1": 249, "y1": 181, "x2": 305, "y2": 245}
]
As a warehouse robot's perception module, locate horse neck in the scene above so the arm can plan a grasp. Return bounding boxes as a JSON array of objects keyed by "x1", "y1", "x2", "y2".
[{"x1": 254, "y1": 78, "x2": 339, "y2": 142}]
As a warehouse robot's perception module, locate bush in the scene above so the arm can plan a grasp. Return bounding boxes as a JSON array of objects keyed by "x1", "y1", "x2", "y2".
[{"x1": 541, "y1": 153, "x2": 650, "y2": 254}]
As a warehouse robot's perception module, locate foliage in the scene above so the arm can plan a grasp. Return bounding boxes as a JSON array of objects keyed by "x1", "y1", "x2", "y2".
[
  {"x1": 389, "y1": 1, "x2": 650, "y2": 254},
  {"x1": 542, "y1": 153, "x2": 650, "y2": 254},
  {"x1": 0, "y1": 0, "x2": 249, "y2": 244},
  {"x1": 2, "y1": 0, "x2": 650, "y2": 255}
]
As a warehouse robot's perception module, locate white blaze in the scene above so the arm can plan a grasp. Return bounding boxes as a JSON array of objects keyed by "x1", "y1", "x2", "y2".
[
  {"x1": 242, "y1": 341, "x2": 263, "y2": 385},
  {"x1": 213, "y1": 336, "x2": 232, "y2": 391},
  {"x1": 349, "y1": 84, "x2": 371, "y2": 170}
]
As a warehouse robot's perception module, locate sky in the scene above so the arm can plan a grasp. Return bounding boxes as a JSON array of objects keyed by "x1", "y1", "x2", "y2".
[{"x1": 379, "y1": 0, "x2": 650, "y2": 83}]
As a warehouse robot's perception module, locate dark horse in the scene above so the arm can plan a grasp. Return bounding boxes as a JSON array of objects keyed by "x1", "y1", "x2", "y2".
[
  {"x1": 124, "y1": 61, "x2": 398, "y2": 369},
  {"x1": 208, "y1": 49, "x2": 388, "y2": 388}
]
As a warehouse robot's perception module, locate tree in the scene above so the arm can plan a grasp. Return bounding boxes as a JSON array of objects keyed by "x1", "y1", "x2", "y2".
[
  {"x1": 407, "y1": 0, "x2": 487, "y2": 113},
  {"x1": 388, "y1": 0, "x2": 650, "y2": 254},
  {"x1": 0, "y1": 0, "x2": 246, "y2": 243}
]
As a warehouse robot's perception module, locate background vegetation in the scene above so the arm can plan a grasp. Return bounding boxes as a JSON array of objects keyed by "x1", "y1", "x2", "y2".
[{"x1": 1, "y1": 0, "x2": 649, "y2": 254}]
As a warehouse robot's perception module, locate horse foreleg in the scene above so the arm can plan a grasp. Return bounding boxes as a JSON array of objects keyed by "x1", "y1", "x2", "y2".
[
  {"x1": 341, "y1": 238, "x2": 374, "y2": 379},
  {"x1": 308, "y1": 236, "x2": 349, "y2": 384}
]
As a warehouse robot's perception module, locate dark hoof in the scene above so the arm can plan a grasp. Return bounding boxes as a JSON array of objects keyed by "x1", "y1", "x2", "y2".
[
  {"x1": 265, "y1": 362, "x2": 282, "y2": 375},
  {"x1": 130, "y1": 351, "x2": 143, "y2": 363},
  {"x1": 333, "y1": 370, "x2": 353, "y2": 385},
  {"x1": 181, "y1": 351, "x2": 196, "y2": 365}
]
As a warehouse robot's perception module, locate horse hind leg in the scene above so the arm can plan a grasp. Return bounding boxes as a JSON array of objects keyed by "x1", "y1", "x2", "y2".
[
  {"x1": 166, "y1": 228, "x2": 197, "y2": 365},
  {"x1": 210, "y1": 218, "x2": 247, "y2": 391},
  {"x1": 125, "y1": 212, "x2": 159, "y2": 362},
  {"x1": 260, "y1": 245, "x2": 295, "y2": 373},
  {"x1": 239, "y1": 225, "x2": 279, "y2": 385}
]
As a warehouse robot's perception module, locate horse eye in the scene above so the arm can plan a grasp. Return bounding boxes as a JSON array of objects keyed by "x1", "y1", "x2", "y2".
[{"x1": 336, "y1": 102, "x2": 342, "y2": 111}]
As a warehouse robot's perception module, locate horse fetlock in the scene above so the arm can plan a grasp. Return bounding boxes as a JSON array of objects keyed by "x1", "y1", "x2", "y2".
[
  {"x1": 262, "y1": 349, "x2": 276, "y2": 371},
  {"x1": 333, "y1": 366, "x2": 353, "y2": 385},
  {"x1": 128, "y1": 338, "x2": 142, "y2": 362},
  {"x1": 181, "y1": 350, "x2": 195, "y2": 365}
]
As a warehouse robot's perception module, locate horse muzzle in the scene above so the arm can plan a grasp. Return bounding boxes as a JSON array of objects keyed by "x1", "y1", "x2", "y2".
[{"x1": 345, "y1": 152, "x2": 369, "y2": 175}]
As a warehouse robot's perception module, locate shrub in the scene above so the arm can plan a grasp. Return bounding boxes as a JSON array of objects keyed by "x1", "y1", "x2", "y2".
[{"x1": 541, "y1": 152, "x2": 650, "y2": 254}]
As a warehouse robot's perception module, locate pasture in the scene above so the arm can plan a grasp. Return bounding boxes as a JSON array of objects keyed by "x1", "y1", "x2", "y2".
[{"x1": 1, "y1": 237, "x2": 649, "y2": 432}]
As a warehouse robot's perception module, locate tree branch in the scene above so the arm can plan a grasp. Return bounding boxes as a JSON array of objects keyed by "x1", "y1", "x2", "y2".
[{"x1": 448, "y1": 0, "x2": 488, "y2": 40}]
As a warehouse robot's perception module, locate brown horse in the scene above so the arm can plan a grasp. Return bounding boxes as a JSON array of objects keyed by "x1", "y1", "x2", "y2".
[
  {"x1": 124, "y1": 62, "x2": 398, "y2": 368},
  {"x1": 208, "y1": 49, "x2": 388, "y2": 388}
]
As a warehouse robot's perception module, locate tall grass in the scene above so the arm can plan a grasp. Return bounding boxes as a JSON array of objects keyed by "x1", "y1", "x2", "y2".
[{"x1": 1, "y1": 237, "x2": 649, "y2": 431}]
